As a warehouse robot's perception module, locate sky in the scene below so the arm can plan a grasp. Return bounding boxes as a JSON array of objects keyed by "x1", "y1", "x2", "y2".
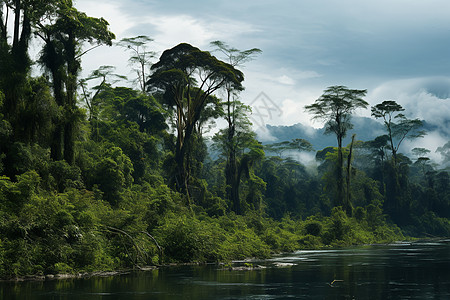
[{"x1": 75, "y1": 0, "x2": 450, "y2": 161}]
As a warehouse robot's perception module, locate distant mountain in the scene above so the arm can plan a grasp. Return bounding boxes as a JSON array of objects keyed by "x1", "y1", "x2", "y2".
[
  {"x1": 258, "y1": 116, "x2": 387, "y2": 150},
  {"x1": 422, "y1": 119, "x2": 450, "y2": 137},
  {"x1": 258, "y1": 116, "x2": 450, "y2": 155}
]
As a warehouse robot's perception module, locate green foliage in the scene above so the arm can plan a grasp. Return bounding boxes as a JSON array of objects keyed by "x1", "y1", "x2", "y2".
[
  {"x1": 0, "y1": 2, "x2": 447, "y2": 278},
  {"x1": 409, "y1": 211, "x2": 450, "y2": 237},
  {"x1": 305, "y1": 221, "x2": 323, "y2": 236},
  {"x1": 48, "y1": 160, "x2": 83, "y2": 192},
  {"x1": 117, "y1": 36, "x2": 155, "y2": 91},
  {"x1": 0, "y1": 175, "x2": 120, "y2": 277},
  {"x1": 5, "y1": 142, "x2": 51, "y2": 177},
  {"x1": 155, "y1": 215, "x2": 222, "y2": 262},
  {"x1": 371, "y1": 100, "x2": 426, "y2": 166},
  {"x1": 148, "y1": 43, "x2": 244, "y2": 195}
]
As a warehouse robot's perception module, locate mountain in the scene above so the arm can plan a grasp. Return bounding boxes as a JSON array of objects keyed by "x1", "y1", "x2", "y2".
[{"x1": 258, "y1": 116, "x2": 386, "y2": 151}]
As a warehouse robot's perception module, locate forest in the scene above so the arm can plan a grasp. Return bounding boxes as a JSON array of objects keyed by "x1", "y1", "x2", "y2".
[{"x1": 0, "y1": 1, "x2": 449, "y2": 279}]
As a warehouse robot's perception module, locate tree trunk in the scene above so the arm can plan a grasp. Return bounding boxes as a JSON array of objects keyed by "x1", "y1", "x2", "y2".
[
  {"x1": 63, "y1": 116, "x2": 74, "y2": 164},
  {"x1": 226, "y1": 123, "x2": 241, "y2": 214},
  {"x1": 345, "y1": 134, "x2": 356, "y2": 216},
  {"x1": 63, "y1": 32, "x2": 78, "y2": 165},
  {"x1": 12, "y1": 0, "x2": 20, "y2": 48},
  {"x1": 336, "y1": 136, "x2": 344, "y2": 209}
]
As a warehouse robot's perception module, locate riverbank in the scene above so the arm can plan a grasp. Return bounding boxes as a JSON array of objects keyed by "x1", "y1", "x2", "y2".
[
  {"x1": 4, "y1": 237, "x2": 449, "y2": 282},
  {"x1": 0, "y1": 267, "x2": 159, "y2": 282},
  {"x1": 2, "y1": 241, "x2": 449, "y2": 299},
  {"x1": 0, "y1": 205, "x2": 409, "y2": 281}
]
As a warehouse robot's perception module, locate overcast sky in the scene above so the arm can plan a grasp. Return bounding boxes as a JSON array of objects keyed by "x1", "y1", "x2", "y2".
[{"x1": 75, "y1": 0, "x2": 450, "y2": 159}]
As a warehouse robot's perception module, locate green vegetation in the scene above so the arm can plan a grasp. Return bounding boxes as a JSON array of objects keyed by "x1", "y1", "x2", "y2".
[{"x1": 0, "y1": 1, "x2": 448, "y2": 280}]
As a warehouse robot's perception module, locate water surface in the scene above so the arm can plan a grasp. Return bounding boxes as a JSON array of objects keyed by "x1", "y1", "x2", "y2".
[{"x1": 1, "y1": 240, "x2": 449, "y2": 299}]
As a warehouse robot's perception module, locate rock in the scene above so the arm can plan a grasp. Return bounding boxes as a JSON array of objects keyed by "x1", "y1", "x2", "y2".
[{"x1": 273, "y1": 262, "x2": 296, "y2": 268}]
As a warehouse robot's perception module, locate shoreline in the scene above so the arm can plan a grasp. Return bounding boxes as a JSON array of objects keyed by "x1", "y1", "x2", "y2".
[{"x1": 3, "y1": 237, "x2": 448, "y2": 282}]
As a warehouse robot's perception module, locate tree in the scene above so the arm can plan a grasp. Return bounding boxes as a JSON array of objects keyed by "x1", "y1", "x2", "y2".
[
  {"x1": 0, "y1": 0, "x2": 53, "y2": 117},
  {"x1": 305, "y1": 86, "x2": 368, "y2": 215},
  {"x1": 357, "y1": 135, "x2": 390, "y2": 196},
  {"x1": 117, "y1": 35, "x2": 156, "y2": 93},
  {"x1": 147, "y1": 43, "x2": 244, "y2": 202},
  {"x1": 0, "y1": 1, "x2": 61, "y2": 165},
  {"x1": 372, "y1": 102, "x2": 425, "y2": 222},
  {"x1": 411, "y1": 147, "x2": 432, "y2": 183},
  {"x1": 0, "y1": 1, "x2": 65, "y2": 178},
  {"x1": 79, "y1": 65, "x2": 126, "y2": 122},
  {"x1": 345, "y1": 134, "x2": 356, "y2": 214},
  {"x1": 209, "y1": 41, "x2": 261, "y2": 214},
  {"x1": 371, "y1": 100, "x2": 426, "y2": 166},
  {"x1": 36, "y1": 1, "x2": 115, "y2": 164},
  {"x1": 212, "y1": 109, "x2": 264, "y2": 214},
  {"x1": 264, "y1": 139, "x2": 313, "y2": 157},
  {"x1": 87, "y1": 86, "x2": 167, "y2": 181},
  {"x1": 371, "y1": 100, "x2": 426, "y2": 220},
  {"x1": 210, "y1": 41, "x2": 261, "y2": 67}
]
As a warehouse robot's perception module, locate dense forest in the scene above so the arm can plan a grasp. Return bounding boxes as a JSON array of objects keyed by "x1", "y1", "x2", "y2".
[{"x1": 0, "y1": 1, "x2": 449, "y2": 279}]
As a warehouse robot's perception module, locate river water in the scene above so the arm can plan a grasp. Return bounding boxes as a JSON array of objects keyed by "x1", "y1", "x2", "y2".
[{"x1": 1, "y1": 240, "x2": 449, "y2": 299}]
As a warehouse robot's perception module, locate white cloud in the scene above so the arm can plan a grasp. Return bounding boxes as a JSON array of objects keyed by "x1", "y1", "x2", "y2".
[
  {"x1": 275, "y1": 71, "x2": 320, "y2": 86},
  {"x1": 280, "y1": 98, "x2": 308, "y2": 122},
  {"x1": 76, "y1": 0, "x2": 134, "y2": 37},
  {"x1": 255, "y1": 127, "x2": 277, "y2": 143},
  {"x1": 369, "y1": 77, "x2": 450, "y2": 135},
  {"x1": 277, "y1": 75, "x2": 295, "y2": 85},
  {"x1": 369, "y1": 77, "x2": 450, "y2": 163},
  {"x1": 142, "y1": 15, "x2": 215, "y2": 50},
  {"x1": 403, "y1": 131, "x2": 448, "y2": 164}
]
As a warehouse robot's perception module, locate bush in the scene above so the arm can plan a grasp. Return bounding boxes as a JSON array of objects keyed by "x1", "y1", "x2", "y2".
[
  {"x1": 155, "y1": 215, "x2": 223, "y2": 262},
  {"x1": 322, "y1": 207, "x2": 351, "y2": 244},
  {"x1": 49, "y1": 160, "x2": 83, "y2": 192},
  {"x1": 305, "y1": 221, "x2": 322, "y2": 236}
]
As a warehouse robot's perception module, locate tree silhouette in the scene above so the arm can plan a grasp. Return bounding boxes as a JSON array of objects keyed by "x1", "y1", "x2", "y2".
[{"x1": 305, "y1": 85, "x2": 368, "y2": 215}]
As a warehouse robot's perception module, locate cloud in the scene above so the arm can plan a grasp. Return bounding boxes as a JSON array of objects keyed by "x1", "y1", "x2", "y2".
[
  {"x1": 142, "y1": 15, "x2": 215, "y2": 49},
  {"x1": 403, "y1": 131, "x2": 448, "y2": 164},
  {"x1": 76, "y1": 0, "x2": 134, "y2": 37},
  {"x1": 277, "y1": 75, "x2": 295, "y2": 85},
  {"x1": 74, "y1": 0, "x2": 450, "y2": 153},
  {"x1": 369, "y1": 77, "x2": 450, "y2": 135},
  {"x1": 255, "y1": 127, "x2": 277, "y2": 143},
  {"x1": 280, "y1": 98, "x2": 309, "y2": 123},
  {"x1": 369, "y1": 77, "x2": 450, "y2": 163}
]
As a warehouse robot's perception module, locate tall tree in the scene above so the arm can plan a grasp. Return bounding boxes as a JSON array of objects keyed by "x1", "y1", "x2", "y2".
[
  {"x1": 0, "y1": 1, "x2": 61, "y2": 177},
  {"x1": 371, "y1": 100, "x2": 426, "y2": 166},
  {"x1": 0, "y1": 0, "x2": 57, "y2": 133},
  {"x1": 305, "y1": 85, "x2": 368, "y2": 215},
  {"x1": 358, "y1": 135, "x2": 390, "y2": 196},
  {"x1": 212, "y1": 103, "x2": 263, "y2": 214},
  {"x1": 117, "y1": 35, "x2": 155, "y2": 93},
  {"x1": 371, "y1": 100, "x2": 426, "y2": 222},
  {"x1": 345, "y1": 134, "x2": 356, "y2": 213},
  {"x1": 209, "y1": 41, "x2": 261, "y2": 214},
  {"x1": 147, "y1": 43, "x2": 244, "y2": 202},
  {"x1": 79, "y1": 65, "x2": 126, "y2": 127},
  {"x1": 36, "y1": 1, "x2": 115, "y2": 163}
]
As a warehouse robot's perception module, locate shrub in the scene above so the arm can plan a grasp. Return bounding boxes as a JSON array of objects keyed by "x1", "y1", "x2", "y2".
[{"x1": 305, "y1": 221, "x2": 322, "y2": 236}]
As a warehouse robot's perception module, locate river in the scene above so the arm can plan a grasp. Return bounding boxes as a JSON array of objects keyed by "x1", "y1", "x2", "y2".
[{"x1": 1, "y1": 240, "x2": 449, "y2": 299}]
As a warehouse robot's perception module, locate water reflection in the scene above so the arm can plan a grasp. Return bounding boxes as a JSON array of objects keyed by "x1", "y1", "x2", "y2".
[{"x1": 1, "y1": 241, "x2": 449, "y2": 299}]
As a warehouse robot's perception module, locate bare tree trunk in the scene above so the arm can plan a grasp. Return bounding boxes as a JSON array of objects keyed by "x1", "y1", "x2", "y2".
[
  {"x1": 106, "y1": 226, "x2": 146, "y2": 268},
  {"x1": 141, "y1": 231, "x2": 163, "y2": 265},
  {"x1": 345, "y1": 134, "x2": 356, "y2": 216},
  {"x1": 336, "y1": 135, "x2": 344, "y2": 209}
]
